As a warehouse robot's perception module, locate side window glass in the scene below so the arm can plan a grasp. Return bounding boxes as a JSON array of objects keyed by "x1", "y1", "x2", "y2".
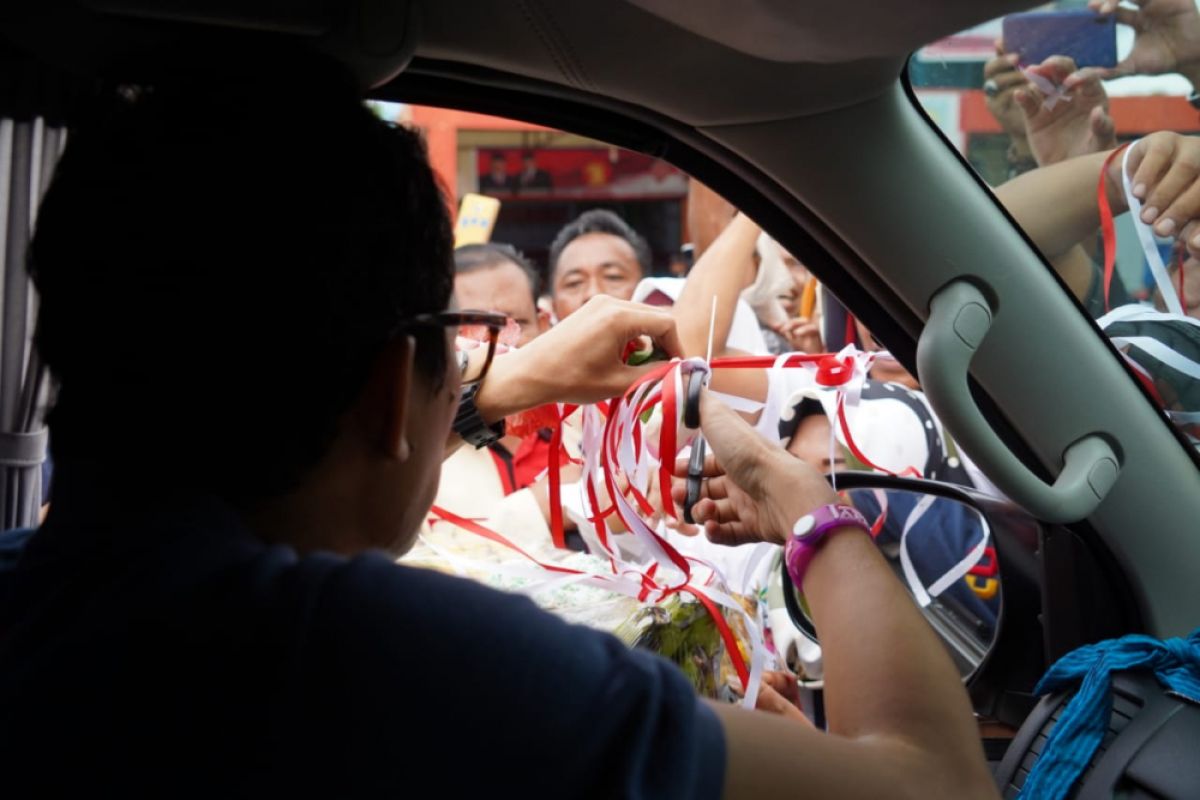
[
  {"x1": 375, "y1": 100, "x2": 992, "y2": 502},
  {"x1": 387, "y1": 100, "x2": 1007, "y2": 704},
  {"x1": 910, "y1": 3, "x2": 1200, "y2": 453}
]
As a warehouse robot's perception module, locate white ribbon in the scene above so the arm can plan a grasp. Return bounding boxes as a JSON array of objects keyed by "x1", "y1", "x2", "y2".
[
  {"x1": 898, "y1": 494, "x2": 990, "y2": 608},
  {"x1": 1122, "y1": 143, "x2": 1185, "y2": 316},
  {"x1": 1108, "y1": 336, "x2": 1200, "y2": 381},
  {"x1": 1097, "y1": 304, "x2": 1200, "y2": 331}
]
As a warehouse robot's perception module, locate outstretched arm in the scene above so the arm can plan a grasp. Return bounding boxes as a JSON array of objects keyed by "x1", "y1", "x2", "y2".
[
  {"x1": 673, "y1": 212, "x2": 770, "y2": 403},
  {"x1": 675, "y1": 212, "x2": 760, "y2": 358},
  {"x1": 445, "y1": 295, "x2": 683, "y2": 457},
  {"x1": 995, "y1": 149, "x2": 1116, "y2": 263},
  {"x1": 678, "y1": 394, "x2": 997, "y2": 799},
  {"x1": 998, "y1": 132, "x2": 1200, "y2": 270}
]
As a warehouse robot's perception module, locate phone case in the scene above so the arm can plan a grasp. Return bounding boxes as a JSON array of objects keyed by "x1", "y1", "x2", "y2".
[{"x1": 1002, "y1": 10, "x2": 1117, "y2": 70}]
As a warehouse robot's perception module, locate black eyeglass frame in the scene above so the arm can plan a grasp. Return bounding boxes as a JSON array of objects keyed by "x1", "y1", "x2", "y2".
[{"x1": 398, "y1": 309, "x2": 509, "y2": 386}]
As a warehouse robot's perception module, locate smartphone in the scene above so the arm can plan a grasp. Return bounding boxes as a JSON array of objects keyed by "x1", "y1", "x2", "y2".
[{"x1": 1002, "y1": 9, "x2": 1117, "y2": 69}]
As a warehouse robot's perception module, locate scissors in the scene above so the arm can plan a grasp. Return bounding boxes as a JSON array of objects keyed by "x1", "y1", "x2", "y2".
[
  {"x1": 684, "y1": 296, "x2": 719, "y2": 525},
  {"x1": 682, "y1": 368, "x2": 706, "y2": 525}
]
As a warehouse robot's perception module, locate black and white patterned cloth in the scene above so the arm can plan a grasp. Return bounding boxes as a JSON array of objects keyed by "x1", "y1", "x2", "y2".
[
  {"x1": 1099, "y1": 304, "x2": 1200, "y2": 449},
  {"x1": 777, "y1": 379, "x2": 975, "y2": 487}
]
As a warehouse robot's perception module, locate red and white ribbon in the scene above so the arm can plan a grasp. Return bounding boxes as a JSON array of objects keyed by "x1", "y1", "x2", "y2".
[
  {"x1": 438, "y1": 345, "x2": 938, "y2": 708},
  {"x1": 1098, "y1": 140, "x2": 1186, "y2": 316}
]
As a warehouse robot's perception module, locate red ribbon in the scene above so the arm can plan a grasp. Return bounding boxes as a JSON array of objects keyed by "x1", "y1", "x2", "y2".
[
  {"x1": 430, "y1": 505, "x2": 579, "y2": 576},
  {"x1": 548, "y1": 404, "x2": 577, "y2": 550},
  {"x1": 707, "y1": 353, "x2": 825, "y2": 369},
  {"x1": 583, "y1": 471, "x2": 614, "y2": 554},
  {"x1": 1099, "y1": 142, "x2": 1132, "y2": 313},
  {"x1": 968, "y1": 546, "x2": 998, "y2": 578},
  {"x1": 815, "y1": 354, "x2": 855, "y2": 387},
  {"x1": 678, "y1": 585, "x2": 750, "y2": 691},
  {"x1": 440, "y1": 350, "x2": 939, "y2": 702},
  {"x1": 658, "y1": 367, "x2": 679, "y2": 520},
  {"x1": 836, "y1": 395, "x2": 922, "y2": 479}
]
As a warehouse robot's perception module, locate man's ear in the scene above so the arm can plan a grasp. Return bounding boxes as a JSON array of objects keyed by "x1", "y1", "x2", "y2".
[
  {"x1": 536, "y1": 307, "x2": 552, "y2": 335},
  {"x1": 374, "y1": 335, "x2": 416, "y2": 462}
]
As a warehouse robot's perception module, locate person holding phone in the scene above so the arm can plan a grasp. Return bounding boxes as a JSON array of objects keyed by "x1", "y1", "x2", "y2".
[
  {"x1": 984, "y1": 46, "x2": 1116, "y2": 179},
  {"x1": 1069, "y1": 0, "x2": 1200, "y2": 89}
]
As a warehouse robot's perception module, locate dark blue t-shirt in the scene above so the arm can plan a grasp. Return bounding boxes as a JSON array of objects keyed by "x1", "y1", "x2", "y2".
[{"x1": 0, "y1": 470, "x2": 724, "y2": 797}]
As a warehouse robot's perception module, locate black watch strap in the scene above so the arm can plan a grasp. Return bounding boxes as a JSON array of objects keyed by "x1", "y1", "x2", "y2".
[{"x1": 453, "y1": 383, "x2": 505, "y2": 448}]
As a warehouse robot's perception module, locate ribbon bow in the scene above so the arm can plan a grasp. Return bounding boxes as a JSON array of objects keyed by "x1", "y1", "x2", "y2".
[
  {"x1": 1020, "y1": 627, "x2": 1200, "y2": 798},
  {"x1": 1023, "y1": 67, "x2": 1072, "y2": 112}
]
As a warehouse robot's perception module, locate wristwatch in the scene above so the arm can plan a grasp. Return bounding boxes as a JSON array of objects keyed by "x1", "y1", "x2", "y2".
[
  {"x1": 453, "y1": 383, "x2": 505, "y2": 448},
  {"x1": 784, "y1": 503, "x2": 871, "y2": 593}
]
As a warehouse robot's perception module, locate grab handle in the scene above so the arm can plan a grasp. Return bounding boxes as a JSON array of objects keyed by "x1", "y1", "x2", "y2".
[{"x1": 916, "y1": 281, "x2": 1118, "y2": 522}]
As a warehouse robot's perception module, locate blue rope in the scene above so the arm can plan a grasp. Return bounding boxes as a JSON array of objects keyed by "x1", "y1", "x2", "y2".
[{"x1": 1019, "y1": 627, "x2": 1200, "y2": 798}]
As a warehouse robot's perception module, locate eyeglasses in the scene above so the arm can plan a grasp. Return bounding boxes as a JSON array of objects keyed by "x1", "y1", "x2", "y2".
[{"x1": 399, "y1": 310, "x2": 509, "y2": 386}]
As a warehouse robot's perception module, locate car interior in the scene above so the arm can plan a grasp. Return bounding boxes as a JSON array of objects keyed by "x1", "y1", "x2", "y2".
[{"x1": 2, "y1": 1, "x2": 1199, "y2": 796}]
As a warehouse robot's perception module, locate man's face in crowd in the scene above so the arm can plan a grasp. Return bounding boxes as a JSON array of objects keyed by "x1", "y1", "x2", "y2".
[
  {"x1": 552, "y1": 232, "x2": 642, "y2": 320},
  {"x1": 454, "y1": 259, "x2": 548, "y2": 347}
]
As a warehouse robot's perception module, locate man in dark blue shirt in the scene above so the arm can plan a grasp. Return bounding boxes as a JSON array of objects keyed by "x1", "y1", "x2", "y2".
[{"x1": 0, "y1": 49, "x2": 995, "y2": 799}]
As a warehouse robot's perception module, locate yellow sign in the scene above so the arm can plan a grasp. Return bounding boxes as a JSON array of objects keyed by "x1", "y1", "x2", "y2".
[{"x1": 454, "y1": 193, "x2": 501, "y2": 247}]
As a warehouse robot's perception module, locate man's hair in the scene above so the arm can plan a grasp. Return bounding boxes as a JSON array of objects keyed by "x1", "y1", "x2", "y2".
[
  {"x1": 29, "y1": 54, "x2": 454, "y2": 505},
  {"x1": 454, "y1": 243, "x2": 541, "y2": 303},
  {"x1": 548, "y1": 209, "x2": 651, "y2": 284}
]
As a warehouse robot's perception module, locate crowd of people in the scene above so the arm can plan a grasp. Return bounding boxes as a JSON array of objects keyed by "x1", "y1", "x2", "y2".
[
  {"x1": 979, "y1": 0, "x2": 1200, "y2": 447},
  {"x1": 2, "y1": 2, "x2": 1200, "y2": 796}
]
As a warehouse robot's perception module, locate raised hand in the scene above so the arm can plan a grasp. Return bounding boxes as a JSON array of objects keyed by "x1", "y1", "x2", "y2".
[
  {"x1": 983, "y1": 49, "x2": 1031, "y2": 141},
  {"x1": 1119, "y1": 131, "x2": 1200, "y2": 241},
  {"x1": 1073, "y1": 0, "x2": 1200, "y2": 82},
  {"x1": 775, "y1": 318, "x2": 824, "y2": 354},
  {"x1": 1016, "y1": 56, "x2": 1116, "y2": 167},
  {"x1": 672, "y1": 390, "x2": 839, "y2": 547}
]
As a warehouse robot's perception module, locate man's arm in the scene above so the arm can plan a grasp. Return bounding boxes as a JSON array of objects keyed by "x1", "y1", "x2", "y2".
[
  {"x1": 998, "y1": 132, "x2": 1200, "y2": 290},
  {"x1": 672, "y1": 212, "x2": 770, "y2": 403},
  {"x1": 675, "y1": 213, "x2": 760, "y2": 357},
  {"x1": 712, "y1": 530, "x2": 995, "y2": 799},
  {"x1": 682, "y1": 393, "x2": 997, "y2": 799},
  {"x1": 445, "y1": 295, "x2": 683, "y2": 457},
  {"x1": 995, "y1": 149, "x2": 1116, "y2": 265}
]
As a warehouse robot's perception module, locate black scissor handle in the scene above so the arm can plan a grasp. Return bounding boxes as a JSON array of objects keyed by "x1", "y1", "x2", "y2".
[
  {"x1": 682, "y1": 369, "x2": 707, "y2": 525},
  {"x1": 683, "y1": 437, "x2": 706, "y2": 525},
  {"x1": 683, "y1": 368, "x2": 704, "y2": 429}
]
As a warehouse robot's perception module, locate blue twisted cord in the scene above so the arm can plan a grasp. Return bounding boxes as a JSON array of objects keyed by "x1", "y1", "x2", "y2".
[{"x1": 1019, "y1": 627, "x2": 1200, "y2": 798}]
